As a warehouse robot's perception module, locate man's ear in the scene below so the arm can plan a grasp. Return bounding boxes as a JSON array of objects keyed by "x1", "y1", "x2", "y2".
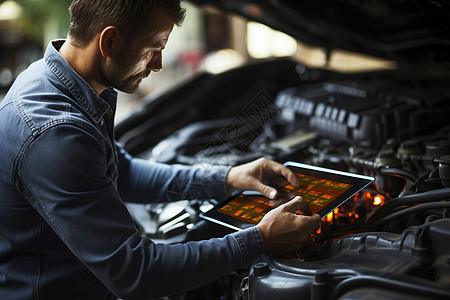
[{"x1": 98, "y1": 26, "x2": 123, "y2": 58}]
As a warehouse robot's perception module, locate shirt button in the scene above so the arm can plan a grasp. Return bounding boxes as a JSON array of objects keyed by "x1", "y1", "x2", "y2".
[{"x1": 99, "y1": 119, "x2": 104, "y2": 125}]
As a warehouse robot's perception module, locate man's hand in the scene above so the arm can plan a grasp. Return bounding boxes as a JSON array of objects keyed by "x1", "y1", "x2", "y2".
[
  {"x1": 226, "y1": 157, "x2": 298, "y2": 199},
  {"x1": 226, "y1": 158, "x2": 320, "y2": 255},
  {"x1": 257, "y1": 196, "x2": 320, "y2": 256}
]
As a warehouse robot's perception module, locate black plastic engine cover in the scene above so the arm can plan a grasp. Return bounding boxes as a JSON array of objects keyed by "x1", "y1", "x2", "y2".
[
  {"x1": 275, "y1": 77, "x2": 450, "y2": 148},
  {"x1": 244, "y1": 219, "x2": 450, "y2": 300}
]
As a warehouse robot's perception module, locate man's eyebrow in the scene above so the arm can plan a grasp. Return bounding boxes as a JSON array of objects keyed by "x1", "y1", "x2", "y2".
[
  {"x1": 153, "y1": 40, "x2": 168, "y2": 49},
  {"x1": 147, "y1": 44, "x2": 166, "y2": 51}
]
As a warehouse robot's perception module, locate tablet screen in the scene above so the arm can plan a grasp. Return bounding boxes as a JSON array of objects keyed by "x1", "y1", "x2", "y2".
[{"x1": 200, "y1": 161, "x2": 374, "y2": 231}]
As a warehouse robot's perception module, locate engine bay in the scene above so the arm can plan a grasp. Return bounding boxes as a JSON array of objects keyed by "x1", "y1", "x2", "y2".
[{"x1": 118, "y1": 64, "x2": 450, "y2": 299}]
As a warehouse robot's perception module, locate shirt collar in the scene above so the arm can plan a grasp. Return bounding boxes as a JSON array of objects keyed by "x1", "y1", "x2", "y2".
[{"x1": 44, "y1": 40, "x2": 118, "y2": 125}]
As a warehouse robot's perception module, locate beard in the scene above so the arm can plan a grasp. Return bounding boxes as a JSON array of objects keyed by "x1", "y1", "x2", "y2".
[{"x1": 100, "y1": 55, "x2": 148, "y2": 94}]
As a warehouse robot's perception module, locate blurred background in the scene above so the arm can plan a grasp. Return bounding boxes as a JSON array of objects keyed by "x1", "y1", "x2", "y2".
[{"x1": 0, "y1": 0, "x2": 394, "y2": 122}]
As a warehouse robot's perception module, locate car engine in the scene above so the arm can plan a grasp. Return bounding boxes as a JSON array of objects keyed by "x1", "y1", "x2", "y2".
[{"x1": 117, "y1": 64, "x2": 450, "y2": 299}]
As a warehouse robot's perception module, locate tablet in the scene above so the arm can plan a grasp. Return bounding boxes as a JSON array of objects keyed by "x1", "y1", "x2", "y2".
[{"x1": 200, "y1": 161, "x2": 374, "y2": 231}]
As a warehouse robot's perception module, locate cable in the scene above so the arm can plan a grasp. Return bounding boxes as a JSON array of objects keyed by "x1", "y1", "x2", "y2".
[
  {"x1": 331, "y1": 275, "x2": 450, "y2": 299},
  {"x1": 364, "y1": 188, "x2": 450, "y2": 226},
  {"x1": 425, "y1": 214, "x2": 441, "y2": 224},
  {"x1": 365, "y1": 202, "x2": 450, "y2": 231},
  {"x1": 379, "y1": 167, "x2": 427, "y2": 192}
]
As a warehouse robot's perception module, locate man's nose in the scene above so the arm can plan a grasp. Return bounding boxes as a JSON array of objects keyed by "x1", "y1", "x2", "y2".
[{"x1": 147, "y1": 52, "x2": 162, "y2": 72}]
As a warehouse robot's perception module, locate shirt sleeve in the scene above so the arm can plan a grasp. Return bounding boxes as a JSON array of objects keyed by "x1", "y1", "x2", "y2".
[
  {"x1": 17, "y1": 124, "x2": 263, "y2": 299},
  {"x1": 116, "y1": 143, "x2": 231, "y2": 203}
]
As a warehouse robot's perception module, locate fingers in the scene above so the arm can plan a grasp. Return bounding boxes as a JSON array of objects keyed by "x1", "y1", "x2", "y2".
[
  {"x1": 281, "y1": 166, "x2": 299, "y2": 187},
  {"x1": 256, "y1": 200, "x2": 321, "y2": 256},
  {"x1": 304, "y1": 213, "x2": 321, "y2": 231},
  {"x1": 225, "y1": 157, "x2": 299, "y2": 199},
  {"x1": 313, "y1": 215, "x2": 321, "y2": 231},
  {"x1": 253, "y1": 181, "x2": 278, "y2": 199},
  {"x1": 257, "y1": 159, "x2": 298, "y2": 199},
  {"x1": 264, "y1": 159, "x2": 298, "y2": 187}
]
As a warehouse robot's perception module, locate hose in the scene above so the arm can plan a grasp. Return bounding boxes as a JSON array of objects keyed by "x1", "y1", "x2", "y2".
[
  {"x1": 364, "y1": 202, "x2": 450, "y2": 231},
  {"x1": 379, "y1": 167, "x2": 427, "y2": 192},
  {"x1": 364, "y1": 188, "x2": 450, "y2": 227},
  {"x1": 331, "y1": 275, "x2": 450, "y2": 299}
]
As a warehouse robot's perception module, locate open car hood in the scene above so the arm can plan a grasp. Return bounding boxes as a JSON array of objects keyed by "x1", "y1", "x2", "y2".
[{"x1": 191, "y1": 0, "x2": 450, "y2": 66}]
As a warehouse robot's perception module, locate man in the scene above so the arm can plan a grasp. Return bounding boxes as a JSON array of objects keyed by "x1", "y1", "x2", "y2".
[{"x1": 0, "y1": 0, "x2": 320, "y2": 299}]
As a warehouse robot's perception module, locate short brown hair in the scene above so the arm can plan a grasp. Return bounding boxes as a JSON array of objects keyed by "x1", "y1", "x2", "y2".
[{"x1": 68, "y1": 0, "x2": 186, "y2": 47}]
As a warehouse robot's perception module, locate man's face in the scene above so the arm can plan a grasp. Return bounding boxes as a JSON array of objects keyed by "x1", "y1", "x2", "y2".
[{"x1": 100, "y1": 11, "x2": 174, "y2": 94}]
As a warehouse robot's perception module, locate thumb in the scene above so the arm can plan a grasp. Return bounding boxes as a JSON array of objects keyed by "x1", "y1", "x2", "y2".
[{"x1": 280, "y1": 196, "x2": 308, "y2": 212}]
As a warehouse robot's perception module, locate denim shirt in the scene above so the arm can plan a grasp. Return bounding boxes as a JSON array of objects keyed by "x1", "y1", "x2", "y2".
[{"x1": 0, "y1": 40, "x2": 263, "y2": 300}]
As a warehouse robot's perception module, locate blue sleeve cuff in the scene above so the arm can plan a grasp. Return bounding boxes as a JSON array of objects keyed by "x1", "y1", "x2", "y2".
[
  {"x1": 197, "y1": 164, "x2": 232, "y2": 200},
  {"x1": 230, "y1": 226, "x2": 264, "y2": 268}
]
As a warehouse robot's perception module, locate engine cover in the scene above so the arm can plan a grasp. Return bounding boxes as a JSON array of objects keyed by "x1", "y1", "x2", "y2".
[{"x1": 275, "y1": 78, "x2": 450, "y2": 148}]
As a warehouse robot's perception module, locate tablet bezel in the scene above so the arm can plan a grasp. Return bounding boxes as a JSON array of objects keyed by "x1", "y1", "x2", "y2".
[{"x1": 200, "y1": 161, "x2": 374, "y2": 231}]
